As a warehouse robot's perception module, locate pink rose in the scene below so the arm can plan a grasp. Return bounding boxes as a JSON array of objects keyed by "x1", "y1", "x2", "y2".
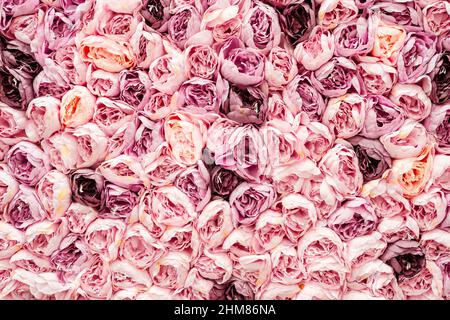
[
  {"x1": 159, "y1": 223, "x2": 200, "y2": 258},
  {"x1": 271, "y1": 241, "x2": 305, "y2": 285},
  {"x1": 257, "y1": 283, "x2": 301, "y2": 300},
  {"x1": 148, "y1": 48, "x2": 187, "y2": 95},
  {"x1": 410, "y1": 188, "x2": 447, "y2": 232},
  {"x1": 371, "y1": 18, "x2": 407, "y2": 66},
  {"x1": 420, "y1": 229, "x2": 450, "y2": 261},
  {"x1": 36, "y1": 170, "x2": 72, "y2": 221},
  {"x1": 265, "y1": 46, "x2": 298, "y2": 89},
  {"x1": 175, "y1": 161, "x2": 211, "y2": 211},
  {"x1": 345, "y1": 232, "x2": 387, "y2": 267},
  {"x1": 357, "y1": 60, "x2": 397, "y2": 95},
  {"x1": 424, "y1": 103, "x2": 450, "y2": 155},
  {"x1": 423, "y1": 1, "x2": 450, "y2": 36},
  {"x1": 65, "y1": 203, "x2": 98, "y2": 234},
  {"x1": 129, "y1": 21, "x2": 164, "y2": 69},
  {"x1": 97, "y1": 155, "x2": 148, "y2": 191},
  {"x1": 296, "y1": 120, "x2": 335, "y2": 161},
  {"x1": 25, "y1": 97, "x2": 61, "y2": 141},
  {"x1": 149, "y1": 251, "x2": 191, "y2": 290},
  {"x1": 333, "y1": 16, "x2": 374, "y2": 57},
  {"x1": 0, "y1": 164, "x2": 19, "y2": 211},
  {"x1": 78, "y1": 254, "x2": 113, "y2": 300},
  {"x1": 429, "y1": 154, "x2": 450, "y2": 191},
  {"x1": 141, "y1": 144, "x2": 184, "y2": 187},
  {"x1": 84, "y1": 218, "x2": 126, "y2": 261},
  {"x1": 222, "y1": 226, "x2": 255, "y2": 260},
  {"x1": 177, "y1": 77, "x2": 225, "y2": 114},
  {"x1": 318, "y1": 0, "x2": 358, "y2": 29},
  {"x1": 93, "y1": 97, "x2": 135, "y2": 136},
  {"x1": 398, "y1": 260, "x2": 443, "y2": 299},
  {"x1": 60, "y1": 86, "x2": 96, "y2": 129},
  {"x1": 0, "y1": 221, "x2": 25, "y2": 260},
  {"x1": 24, "y1": 218, "x2": 69, "y2": 257},
  {"x1": 389, "y1": 84, "x2": 432, "y2": 122},
  {"x1": 251, "y1": 209, "x2": 285, "y2": 252},
  {"x1": 0, "y1": 103, "x2": 27, "y2": 145},
  {"x1": 232, "y1": 254, "x2": 272, "y2": 289},
  {"x1": 377, "y1": 215, "x2": 420, "y2": 243},
  {"x1": 185, "y1": 43, "x2": 219, "y2": 80},
  {"x1": 110, "y1": 260, "x2": 152, "y2": 292},
  {"x1": 294, "y1": 26, "x2": 335, "y2": 71},
  {"x1": 85, "y1": 66, "x2": 120, "y2": 98},
  {"x1": 100, "y1": 183, "x2": 138, "y2": 220},
  {"x1": 195, "y1": 249, "x2": 233, "y2": 284}
]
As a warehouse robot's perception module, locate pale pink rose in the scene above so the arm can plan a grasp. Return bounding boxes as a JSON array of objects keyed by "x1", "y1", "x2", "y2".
[
  {"x1": 120, "y1": 223, "x2": 165, "y2": 269},
  {"x1": 251, "y1": 209, "x2": 284, "y2": 252},
  {"x1": 273, "y1": 194, "x2": 317, "y2": 242},
  {"x1": 93, "y1": 97, "x2": 135, "y2": 136},
  {"x1": 357, "y1": 60, "x2": 397, "y2": 95},
  {"x1": 167, "y1": 5, "x2": 201, "y2": 48},
  {"x1": 298, "y1": 227, "x2": 345, "y2": 268},
  {"x1": 97, "y1": 155, "x2": 148, "y2": 191},
  {"x1": 181, "y1": 268, "x2": 216, "y2": 300},
  {"x1": 398, "y1": 261, "x2": 443, "y2": 299},
  {"x1": 333, "y1": 16, "x2": 375, "y2": 57},
  {"x1": 0, "y1": 260, "x2": 16, "y2": 298},
  {"x1": 70, "y1": 123, "x2": 109, "y2": 168},
  {"x1": 195, "y1": 249, "x2": 233, "y2": 284},
  {"x1": 11, "y1": 269, "x2": 70, "y2": 297},
  {"x1": 389, "y1": 84, "x2": 431, "y2": 122},
  {"x1": 148, "y1": 46, "x2": 187, "y2": 95},
  {"x1": 112, "y1": 288, "x2": 142, "y2": 300},
  {"x1": 327, "y1": 197, "x2": 378, "y2": 241},
  {"x1": 362, "y1": 178, "x2": 411, "y2": 218},
  {"x1": 349, "y1": 259, "x2": 404, "y2": 300},
  {"x1": 422, "y1": 1, "x2": 450, "y2": 36},
  {"x1": 137, "y1": 190, "x2": 166, "y2": 239},
  {"x1": 266, "y1": 93, "x2": 295, "y2": 124},
  {"x1": 319, "y1": 141, "x2": 363, "y2": 200},
  {"x1": 159, "y1": 224, "x2": 200, "y2": 258},
  {"x1": 294, "y1": 26, "x2": 335, "y2": 71},
  {"x1": 149, "y1": 251, "x2": 191, "y2": 290},
  {"x1": 296, "y1": 120, "x2": 335, "y2": 162},
  {"x1": 380, "y1": 120, "x2": 428, "y2": 159},
  {"x1": 429, "y1": 154, "x2": 450, "y2": 191},
  {"x1": 201, "y1": 0, "x2": 244, "y2": 43},
  {"x1": 25, "y1": 97, "x2": 61, "y2": 141},
  {"x1": 386, "y1": 145, "x2": 434, "y2": 198},
  {"x1": 342, "y1": 289, "x2": 384, "y2": 300},
  {"x1": 50, "y1": 234, "x2": 90, "y2": 279},
  {"x1": 78, "y1": 254, "x2": 113, "y2": 300},
  {"x1": 0, "y1": 103, "x2": 27, "y2": 145},
  {"x1": 141, "y1": 144, "x2": 184, "y2": 187},
  {"x1": 0, "y1": 221, "x2": 25, "y2": 260},
  {"x1": 39, "y1": 132, "x2": 76, "y2": 173},
  {"x1": 84, "y1": 218, "x2": 126, "y2": 261},
  {"x1": 420, "y1": 229, "x2": 450, "y2": 261},
  {"x1": 4, "y1": 13, "x2": 38, "y2": 44},
  {"x1": 0, "y1": 164, "x2": 18, "y2": 211},
  {"x1": 233, "y1": 254, "x2": 272, "y2": 289},
  {"x1": 229, "y1": 182, "x2": 276, "y2": 227},
  {"x1": 142, "y1": 90, "x2": 178, "y2": 121},
  {"x1": 9, "y1": 250, "x2": 52, "y2": 273},
  {"x1": 85, "y1": 65, "x2": 120, "y2": 98},
  {"x1": 136, "y1": 286, "x2": 182, "y2": 300},
  {"x1": 185, "y1": 43, "x2": 219, "y2": 80},
  {"x1": 345, "y1": 232, "x2": 387, "y2": 267},
  {"x1": 60, "y1": 86, "x2": 96, "y2": 129},
  {"x1": 371, "y1": 18, "x2": 407, "y2": 66},
  {"x1": 129, "y1": 21, "x2": 164, "y2": 69},
  {"x1": 318, "y1": 0, "x2": 358, "y2": 29},
  {"x1": 150, "y1": 186, "x2": 197, "y2": 227},
  {"x1": 307, "y1": 256, "x2": 349, "y2": 290},
  {"x1": 377, "y1": 215, "x2": 420, "y2": 243},
  {"x1": 24, "y1": 219, "x2": 69, "y2": 257},
  {"x1": 196, "y1": 199, "x2": 234, "y2": 249},
  {"x1": 322, "y1": 94, "x2": 366, "y2": 139},
  {"x1": 424, "y1": 103, "x2": 450, "y2": 155},
  {"x1": 257, "y1": 282, "x2": 301, "y2": 300},
  {"x1": 265, "y1": 46, "x2": 298, "y2": 89},
  {"x1": 128, "y1": 117, "x2": 165, "y2": 158},
  {"x1": 79, "y1": 35, "x2": 136, "y2": 72},
  {"x1": 4, "y1": 185, "x2": 45, "y2": 230},
  {"x1": 164, "y1": 112, "x2": 208, "y2": 166},
  {"x1": 104, "y1": 121, "x2": 137, "y2": 161},
  {"x1": 100, "y1": 183, "x2": 139, "y2": 220},
  {"x1": 36, "y1": 170, "x2": 71, "y2": 221},
  {"x1": 271, "y1": 241, "x2": 305, "y2": 285},
  {"x1": 110, "y1": 260, "x2": 152, "y2": 292},
  {"x1": 91, "y1": 9, "x2": 139, "y2": 42},
  {"x1": 222, "y1": 226, "x2": 255, "y2": 260},
  {"x1": 295, "y1": 282, "x2": 341, "y2": 300},
  {"x1": 410, "y1": 188, "x2": 447, "y2": 232},
  {"x1": 65, "y1": 203, "x2": 98, "y2": 235}
]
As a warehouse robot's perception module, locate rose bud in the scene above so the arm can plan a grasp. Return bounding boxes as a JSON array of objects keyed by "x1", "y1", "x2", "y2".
[
  {"x1": 423, "y1": 1, "x2": 450, "y2": 36},
  {"x1": 222, "y1": 279, "x2": 255, "y2": 300},
  {"x1": 241, "y1": 1, "x2": 281, "y2": 54},
  {"x1": 397, "y1": 32, "x2": 436, "y2": 83},
  {"x1": 4, "y1": 185, "x2": 44, "y2": 230},
  {"x1": 85, "y1": 218, "x2": 126, "y2": 261},
  {"x1": 251, "y1": 209, "x2": 285, "y2": 252},
  {"x1": 93, "y1": 97, "x2": 136, "y2": 137},
  {"x1": 210, "y1": 167, "x2": 240, "y2": 198},
  {"x1": 229, "y1": 182, "x2": 276, "y2": 227},
  {"x1": 318, "y1": 0, "x2": 358, "y2": 30},
  {"x1": 149, "y1": 49, "x2": 187, "y2": 95},
  {"x1": 410, "y1": 188, "x2": 447, "y2": 232},
  {"x1": 232, "y1": 254, "x2": 272, "y2": 290},
  {"x1": 120, "y1": 223, "x2": 165, "y2": 269},
  {"x1": 349, "y1": 136, "x2": 392, "y2": 182},
  {"x1": 185, "y1": 43, "x2": 218, "y2": 80},
  {"x1": 60, "y1": 86, "x2": 96, "y2": 129},
  {"x1": 24, "y1": 218, "x2": 69, "y2": 257},
  {"x1": 271, "y1": 241, "x2": 305, "y2": 285},
  {"x1": 79, "y1": 35, "x2": 136, "y2": 72},
  {"x1": 265, "y1": 46, "x2": 298, "y2": 90},
  {"x1": 70, "y1": 169, "x2": 104, "y2": 210},
  {"x1": 420, "y1": 229, "x2": 450, "y2": 261},
  {"x1": 360, "y1": 94, "x2": 406, "y2": 139},
  {"x1": 298, "y1": 227, "x2": 345, "y2": 266},
  {"x1": 86, "y1": 65, "x2": 120, "y2": 98},
  {"x1": 0, "y1": 221, "x2": 25, "y2": 260},
  {"x1": 279, "y1": 0, "x2": 316, "y2": 45},
  {"x1": 398, "y1": 260, "x2": 444, "y2": 299},
  {"x1": 273, "y1": 194, "x2": 317, "y2": 242},
  {"x1": 327, "y1": 197, "x2": 378, "y2": 241},
  {"x1": 319, "y1": 142, "x2": 363, "y2": 200},
  {"x1": 389, "y1": 84, "x2": 432, "y2": 122},
  {"x1": 333, "y1": 16, "x2": 374, "y2": 57},
  {"x1": 0, "y1": 103, "x2": 27, "y2": 145},
  {"x1": 311, "y1": 57, "x2": 362, "y2": 98},
  {"x1": 196, "y1": 199, "x2": 234, "y2": 249},
  {"x1": 219, "y1": 37, "x2": 265, "y2": 87},
  {"x1": 25, "y1": 97, "x2": 61, "y2": 141},
  {"x1": 100, "y1": 183, "x2": 139, "y2": 220},
  {"x1": 36, "y1": 170, "x2": 72, "y2": 221},
  {"x1": 345, "y1": 232, "x2": 387, "y2": 267},
  {"x1": 381, "y1": 240, "x2": 425, "y2": 279},
  {"x1": 424, "y1": 103, "x2": 450, "y2": 155},
  {"x1": 65, "y1": 203, "x2": 98, "y2": 234},
  {"x1": 6, "y1": 141, "x2": 50, "y2": 187},
  {"x1": 222, "y1": 84, "x2": 267, "y2": 125},
  {"x1": 118, "y1": 70, "x2": 151, "y2": 110},
  {"x1": 148, "y1": 251, "x2": 191, "y2": 290},
  {"x1": 294, "y1": 26, "x2": 335, "y2": 71},
  {"x1": 357, "y1": 60, "x2": 397, "y2": 95},
  {"x1": 140, "y1": 0, "x2": 171, "y2": 32},
  {"x1": 78, "y1": 254, "x2": 113, "y2": 300},
  {"x1": 322, "y1": 94, "x2": 366, "y2": 139}
]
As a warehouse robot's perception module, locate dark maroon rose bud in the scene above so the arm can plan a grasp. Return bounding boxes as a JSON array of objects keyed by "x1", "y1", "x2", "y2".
[
  {"x1": 222, "y1": 85, "x2": 268, "y2": 125},
  {"x1": 430, "y1": 50, "x2": 450, "y2": 105},
  {"x1": 278, "y1": 0, "x2": 316, "y2": 45},
  {"x1": 70, "y1": 169, "x2": 105, "y2": 210},
  {"x1": 141, "y1": 0, "x2": 171, "y2": 32},
  {"x1": 224, "y1": 279, "x2": 255, "y2": 300},
  {"x1": 211, "y1": 166, "x2": 241, "y2": 198},
  {"x1": 381, "y1": 240, "x2": 426, "y2": 279}
]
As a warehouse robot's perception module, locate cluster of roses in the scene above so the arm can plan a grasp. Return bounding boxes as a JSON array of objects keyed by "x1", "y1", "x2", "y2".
[{"x1": 0, "y1": 0, "x2": 450, "y2": 300}]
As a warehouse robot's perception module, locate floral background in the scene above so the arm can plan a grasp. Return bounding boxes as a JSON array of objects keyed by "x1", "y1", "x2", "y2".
[{"x1": 0, "y1": 0, "x2": 449, "y2": 300}]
